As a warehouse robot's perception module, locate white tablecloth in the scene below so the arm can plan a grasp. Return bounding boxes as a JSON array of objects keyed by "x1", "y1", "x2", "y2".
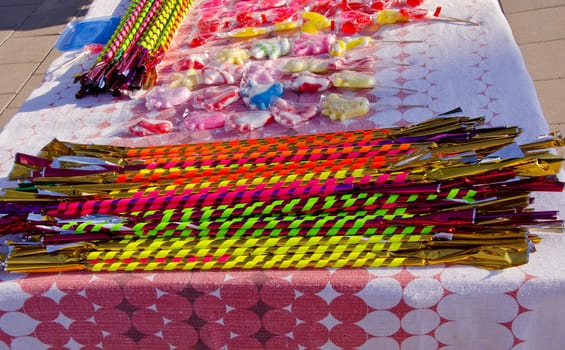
[{"x1": 0, "y1": 1, "x2": 564, "y2": 349}]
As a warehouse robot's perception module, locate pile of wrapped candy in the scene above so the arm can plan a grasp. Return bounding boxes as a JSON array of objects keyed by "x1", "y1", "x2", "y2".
[
  {"x1": 109, "y1": 0, "x2": 478, "y2": 135},
  {"x1": 1, "y1": 117, "x2": 563, "y2": 272}
]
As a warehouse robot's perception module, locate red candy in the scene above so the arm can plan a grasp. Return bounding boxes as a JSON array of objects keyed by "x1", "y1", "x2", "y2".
[
  {"x1": 172, "y1": 54, "x2": 209, "y2": 71},
  {"x1": 192, "y1": 85, "x2": 241, "y2": 111},
  {"x1": 129, "y1": 119, "x2": 173, "y2": 137},
  {"x1": 399, "y1": 7, "x2": 430, "y2": 19},
  {"x1": 189, "y1": 34, "x2": 212, "y2": 48},
  {"x1": 236, "y1": 12, "x2": 268, "y2": 27},
  {"x1": 340, "y1": 0, "x2": 374, "y2": 12},
  {"x1": 371, "y1": 0, "x2": 424, "y2": 11},
  {"x1": 200, "y1": 64, "x2": 240, "y2": 85},
  {"x1": 288, "y1": 72, "x2": 332, "y2": 93},
  {"x1": 338, "y1": 10, "x2": 373, "y2": 35},
  {"x1": 407, "y1": 0, "x2": 425, "y2": 7}
]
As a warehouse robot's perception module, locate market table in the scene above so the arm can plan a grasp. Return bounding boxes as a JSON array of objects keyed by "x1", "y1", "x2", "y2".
[{"x1": 0, "y1": 0, "x2": 564, "y2": 349}]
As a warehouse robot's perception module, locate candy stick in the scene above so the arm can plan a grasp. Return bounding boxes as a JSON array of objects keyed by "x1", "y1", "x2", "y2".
[
  {"x1": 97, "y1": 233, "x2": 426, "y2": 253},
  {"x1": 44, "y1": 187, "x2": 558, "y2": 238},
  {"x1": 88, "y1": 234, "x2": 426, "y2": 261},
  {"x1": 16, "y1": 150, "x2": 552, "y2": 199},
  {"x1": 40, "y1": 225, "x2": 436, "y2": 244},
  {"x1": 49, "y1": 197, "x2": 547, "y2": 239},
  {"x1": 54, "y1": 207, "x2": 416, "y2": 237},
  {"x1": 122, "y1": 0, "x2": 164, "y2": 53},
  {"x1": 124, "y1": 188, "x2": 480, "y2": 224},
  {"x1": 11, "y1": 170, "x2": 552, "y2": 223},
  {"x1": 155, "y1": 0, "x2": 193, "y2": 53},
  {"x1": 85, "y1": 239, "x2": 529, "y2": 271},
  {"x1": 48, "y1": 179, "x2": 374, "y2": 217},
  {"x1": 114, "y1": 158, "x2": 377, "y2": 185},
  {"x1": 131, "y1": 142, "x2": 414, "y2": 171},
  {"x1": 117, "y1": 117, "x2": 484, "y2": 158},
  {"x1": 84, "y1": 243, "x2": 419, "y2": 267},
  {"x1": 78, "y1": 0, "x2": 162, "y2": 95},
  {"x1": 135, "y1": 139, "x2": 421, "y2": 167},
  {"x1": 125, "y1": 209, "x2": 471, "y2": 238},
  {"x1": 12, "y1": 130, "x2": 549, "y2": 192},
  {"x1": 114, "y1": 165, "x2": 407, "y2": 188},
  {"x1": 48, "y1": 174, "x2": 388, "y2": 217},
  {"x1": 96, "y1": 0, "x2": 147, "y2": 62},
  {"x1": 36, "y1": 176, "x2": 551, "y2": 237},
  {"x1": 97, "y1": 0, "x2": 159, "y2": 67},
  {"x1": 111, "y1": 144, "x2": 416, "y2": 183},
  {"x1": 102, "y1": 169, "x2": 522, "y2": 199},
  {"x1": 85, "y1": 234, "x2": 531, "y2": 267}
]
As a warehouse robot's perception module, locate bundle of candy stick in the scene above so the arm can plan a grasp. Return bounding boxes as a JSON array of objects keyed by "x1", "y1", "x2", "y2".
[
  {"x1": 75, "y1": 0, "x2": 194, "y2": 98},
  {"x1": 1, "y1": 116, "x2": 563, "y2": 272}
]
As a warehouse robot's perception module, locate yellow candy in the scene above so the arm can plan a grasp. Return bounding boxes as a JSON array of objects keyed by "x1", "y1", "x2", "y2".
[
  {"x1": 280, "y1": 59, "x2": 308, "y2": 73},
  {"x1": 169, "y1": 71, "x2": 199, "y2": 90},
  {"x1": 230, "y1": 27, "x2": 269, "y2": 38},
  {"x1": 376, "y1": 10, "x2": 410, "y2": 24},
  {"x1": 214, "y1": 47, "x2": 250, "y2": 65},
  {"x1": 329, "y1": 40, "x2": 347, "y2": 57},
  {"x1": 280, "y1": 58, "x2": 330, "y2": 73},
  {"x1": 227, "y1": 21, "x2": 298, "y2": 39},
  {"x1": 273, "y1": 21, "x2": 299, "y2": 32},
  {"x1": 301, "y1": 11, "x2": 332, "y2": 34},
  {"x1": 330, "y1": 70, "x2": 376, "y2": 89},
  {"x1": 320, "y1": 93, "x2": 370, "y2": 121},
  {"x1": 330, "y1": 36, "x2": 372, "y2": 56}
]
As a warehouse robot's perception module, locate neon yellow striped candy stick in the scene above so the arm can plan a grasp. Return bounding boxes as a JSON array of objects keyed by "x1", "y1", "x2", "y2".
[
  {"x1": 87, "y1": 251, "x2": 410, "y2": 272},
  {"x1": 86, "y1": 239, "x2": 418, "y2": 272},
  {"x1": 90, "y1": 234, "x2": 424, "y2": 258}
]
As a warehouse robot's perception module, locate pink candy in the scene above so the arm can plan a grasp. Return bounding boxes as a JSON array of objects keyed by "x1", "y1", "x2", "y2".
[
  {"x1": 288, "y1": 71, "x2": 331, "y2": 92},
  {"x1": 243, "y1": 62, "x2": 277, "y2": 84},
  {"x1": 144, "y1": 86, "x2": 191, "y2": 110},
  {"x1": 226, "y1": 110, "x2": 273, "y2": 132},
  {"x1": 234, "y1": 0, "x2": 287, "y2": 12},
  {"x1": 270, "y1": 98, "x2": 318, "y2": 127},
  {"x1": 292, "y1": 33, "x2": 335, "y2": 56},
  {"x1": 182, "y1": 111, "x2": 227, "y2": 130},
  {"x1": 192, "y1": 85, "x2": 241, "y2": 111}
]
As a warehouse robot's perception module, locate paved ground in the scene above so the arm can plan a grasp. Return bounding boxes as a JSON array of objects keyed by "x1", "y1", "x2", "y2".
[{"x1": 0, "y1": 0, "x2": 564, "y2": 132}]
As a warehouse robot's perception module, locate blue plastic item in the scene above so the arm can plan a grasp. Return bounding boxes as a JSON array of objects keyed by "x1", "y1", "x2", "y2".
[{"x1": 55, "y1": 16, "x2": 121, "y2": 51}]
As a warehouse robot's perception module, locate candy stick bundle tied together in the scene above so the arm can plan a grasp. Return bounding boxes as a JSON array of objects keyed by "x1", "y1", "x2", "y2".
[{"x1": 75, "y1": 0, "x2": 193, "y2": 98}]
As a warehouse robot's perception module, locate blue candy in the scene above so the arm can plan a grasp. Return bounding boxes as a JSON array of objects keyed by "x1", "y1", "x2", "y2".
[{"x1": 241, "y1": 81, "x2": 284, "y2": 110}]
